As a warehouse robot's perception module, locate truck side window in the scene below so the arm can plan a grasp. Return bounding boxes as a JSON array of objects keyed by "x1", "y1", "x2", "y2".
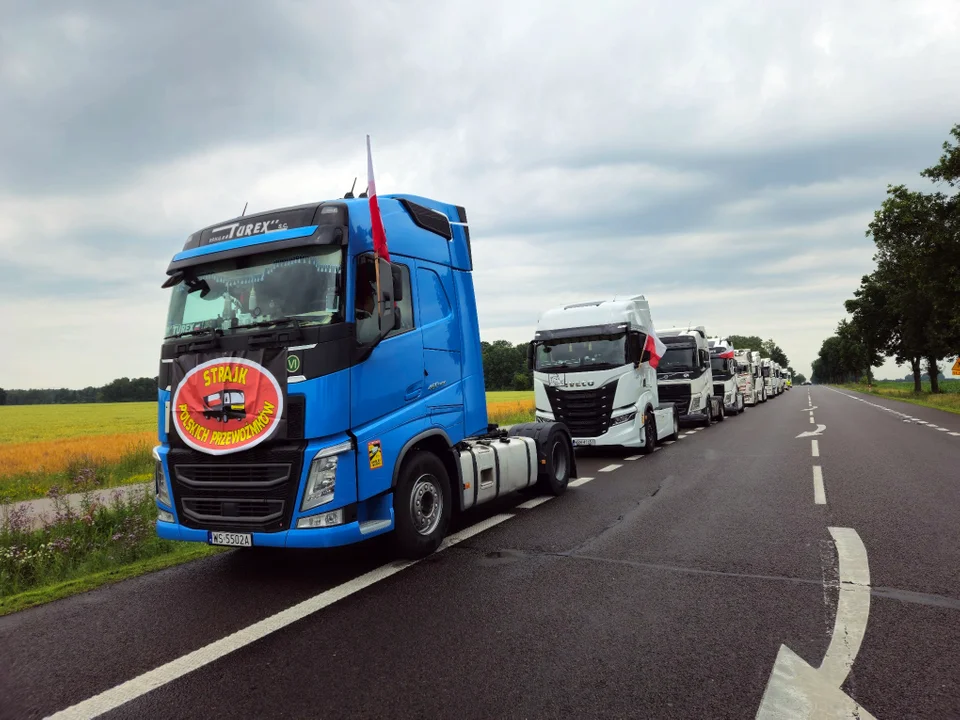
[{"x1": 355, "y1": 254, "x2": 414, "y2": 343}]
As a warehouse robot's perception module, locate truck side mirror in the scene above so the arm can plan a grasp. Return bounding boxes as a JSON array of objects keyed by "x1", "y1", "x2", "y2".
[
  {"x1": 377, "y1": 257, "x2": 397, "y2": 337},
  {"x1": 526, "y1": 342, "x2": 535, "y2": 371}
]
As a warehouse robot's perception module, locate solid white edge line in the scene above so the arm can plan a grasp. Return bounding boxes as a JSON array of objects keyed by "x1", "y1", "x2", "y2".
[
  {"x1": 516, "y1": 496, "x2": 555, "y2": 510},
  {"x1": 568, "y1": 476, "x2": 595, "y2": 487},
  {"x1": 811, "y1": 439, "x2": 819, "y2": 457},
  {"x1": 598, "y1": 464, "x2": 622, "y2": 472},
  {"x1": 47, "y1": 513, "x2": 516, "y2": 720},
  {"x1": 813, "y1": 465, "x2": 826, "y2": 505}
]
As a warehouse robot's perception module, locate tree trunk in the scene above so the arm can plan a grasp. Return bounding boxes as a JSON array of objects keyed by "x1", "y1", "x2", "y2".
[
  {"x1": 927, "y1": 357, "x2": 940, "y2": 393},
  {"x1": 866, "y1": 366, "x2": 873, "y2": 386},
  {"x1": 911, "y1": 357, "x2": 923, "y2": 393}
]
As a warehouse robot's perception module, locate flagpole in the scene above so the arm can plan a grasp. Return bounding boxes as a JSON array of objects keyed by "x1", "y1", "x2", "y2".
[{"x1": 367, "y1": 134, "x2": 383, "y2": 328}]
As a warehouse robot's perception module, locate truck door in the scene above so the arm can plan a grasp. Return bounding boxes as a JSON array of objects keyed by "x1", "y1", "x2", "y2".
[
  {"x1": 350, "y1": 253, "x2": 424, "y2": 429},
  {"x1": 416, "y1": 260, "x2": 463, "y2": 433}
]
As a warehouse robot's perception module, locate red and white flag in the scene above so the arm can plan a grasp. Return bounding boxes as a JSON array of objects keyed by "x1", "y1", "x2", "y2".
[
  {"x1": 717, "y1": 348, "x2": 735, "y2": 359},
  {"x1": 645, "y1": 329, "x2": 668, "y2": 369},
  {"x1": 366, "y1": 135, "x2": 390, "y2": 262}
]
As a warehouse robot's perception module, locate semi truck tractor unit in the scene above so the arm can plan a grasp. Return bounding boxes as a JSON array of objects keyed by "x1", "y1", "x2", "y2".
[
  {"x1": 761, "y1": 359, "x2": 777, "y2": 398},
  {"x1": 708, "y1": 339, "x2": 744, "y2": 415},
  {"x1": 751, "y1": 351, "x2": 767, "y2": 402},
  {"x1": 154, "y1": 194, "x2": 576, "y2": 558},
  {"x1": 530, "y1": 296, "x2": 679, "y2": 452},
  {"x1": 656, "y1": 326, "x2": 722, "y2": 427},
  {"x1": 734, "y1": 350, "x2": 758, "y2": 406}
]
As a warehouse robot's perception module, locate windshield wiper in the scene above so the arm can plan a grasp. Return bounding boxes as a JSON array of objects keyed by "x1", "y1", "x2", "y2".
[
  {"x1": 239, "y1": 316, "x2": 305, "y2": 332},
  {"x1": 165, "y1": 326, "x2": 223, "y2": 340}
]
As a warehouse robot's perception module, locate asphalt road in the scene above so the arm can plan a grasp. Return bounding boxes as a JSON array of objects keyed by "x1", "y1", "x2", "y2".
[{"x1": 3, "y1": 385, "x2": 960, "y2": 719}]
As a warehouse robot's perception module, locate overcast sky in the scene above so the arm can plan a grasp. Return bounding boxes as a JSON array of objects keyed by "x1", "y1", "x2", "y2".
[{"x1": 3, "y1": 0, "x2": 960, "y2": 388}]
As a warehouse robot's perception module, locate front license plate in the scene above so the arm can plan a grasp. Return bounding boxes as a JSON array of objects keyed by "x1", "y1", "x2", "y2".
[
  {"x1": 572, "y1": 438, "x2": 596, "y2": 446},
  {"x1": 208, "y1": 531, "x2": 253, "y2": 547}
]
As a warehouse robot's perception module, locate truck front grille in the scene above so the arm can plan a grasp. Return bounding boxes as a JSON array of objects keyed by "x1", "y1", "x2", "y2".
[
  {"x1": 713, "y1": 383, "x2": 726, "y2": 397},
  {"x1": 167, "y1": 443, "x2": 305, "y2": 532},
  {"x1": 658, "y1": 383, "x2": 692, "y2": 411},
  {"x1": 544, "y1": 381, "x2": 618, "y2": 438}
]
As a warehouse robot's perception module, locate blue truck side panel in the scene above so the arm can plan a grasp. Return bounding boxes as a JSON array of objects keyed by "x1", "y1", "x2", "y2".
[
  {"x1": 453, "y1": 268, "x2": 488, "y2": 436},
  {"x1": 297, "y1": 370, "x2": 351, "y2": 439}
]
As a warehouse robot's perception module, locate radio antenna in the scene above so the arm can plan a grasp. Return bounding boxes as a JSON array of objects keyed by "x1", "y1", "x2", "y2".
[
  {"x1": 241, "y1": 202, "x2": 248, "y2": 217},
  {"x1": 344, "y1": 177, "x2": 358, "y2": 199}
]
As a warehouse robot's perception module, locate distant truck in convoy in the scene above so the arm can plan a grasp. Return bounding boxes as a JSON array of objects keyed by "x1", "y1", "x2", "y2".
[
  {"x1": 734, "y1": 350, "x2": 759, "y2": 406},
  {"x1": 530, "y1": 296, "x2": 680, "y2": 452},
  {"x1": 154, "y1": 193, "x2": 576, "y2": 558},
  {"x1": 784, "y1": 370, "x2": 792, "y2": 390},
  {"x1": 762, "y1": 359, "x2": 779, "y2": 398},
  {"x1": 656, "y1": 326, "x2": 723, "y2": 426},
  {"x1": 751, "y1": 351, "x2": 767, "y2": 402},
  {"x1": 708, "y1": 337, "x2": 744, "y2": 415}
]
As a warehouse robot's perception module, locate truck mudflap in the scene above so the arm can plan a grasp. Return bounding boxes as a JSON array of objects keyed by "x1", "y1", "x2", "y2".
[
  {"x1": 507, "y1": 422, "x2": 578, "y2": 493},
  {"x1": 653, "y1": 404, "x2": 679, "y2": 442}
]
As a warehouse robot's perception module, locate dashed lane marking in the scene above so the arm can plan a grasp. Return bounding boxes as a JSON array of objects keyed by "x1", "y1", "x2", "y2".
[
  {"x1": 598, "y1": 464, "x2": 621, "y2": 473},
  {"x1": 568, "y1": 476, "x2": 595, "y2": 488},
  {"x1": 813, "y1": 465, "x2": 826, "y2": 505},
  {"x1": 624, "y1": 455, "x2": 642, "y2": 461},
  {"x1": 516, "y1": 496, "x2": 555, "y2": 509},
  {"x1": 811, "y1": 440, "x2": 819, "y2": 457},
  {"x1": 809, "y1": 416, "x2": 815, "y2": 424}
]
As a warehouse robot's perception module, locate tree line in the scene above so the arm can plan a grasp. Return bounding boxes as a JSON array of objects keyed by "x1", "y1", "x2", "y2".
[
  {"x1": 0, "y1": 377, "x2": 158, "y2": 406},
  {"x1": 812, "y1": 124, "x2": 960, "y2": 391}
]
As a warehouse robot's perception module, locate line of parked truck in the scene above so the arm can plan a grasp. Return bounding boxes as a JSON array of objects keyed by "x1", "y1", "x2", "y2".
[
  {"x1": 154, "y1": 192, "x2": 793, "y2": 560},
  {"x1": 530, "y1": 295, "x2": 790, "y2": 450}
]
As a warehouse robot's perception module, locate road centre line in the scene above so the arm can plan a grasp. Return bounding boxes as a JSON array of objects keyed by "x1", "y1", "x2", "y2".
[
  {"x1": 599, "y1": 464, "x2": 621, "y2": 473},
  {"x1": 568, "y1": 476, "x2": 595, "y2": 488},
  {"x1": 811, "y1": 440, "x2": 819, "y2": 457},
  {"x1": 813, "y1": 465, "x2": 826, "y2": 505},
  {"x1": 809, "y1": 416, "x2": 815, "y2": 424},
  {"x1": 46, "y1": 512, "x2": 517, "y2": 720}
]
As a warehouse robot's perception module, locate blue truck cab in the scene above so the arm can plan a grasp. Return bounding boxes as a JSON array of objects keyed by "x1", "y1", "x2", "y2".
[{"x1": 154, "y1": 194, "x2": 575, "y2": 558}]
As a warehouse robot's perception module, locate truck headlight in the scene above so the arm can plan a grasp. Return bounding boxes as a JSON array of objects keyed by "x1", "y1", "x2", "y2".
[
  {"x1": 610, "y1": 410, "x2": 637, "y2": 426},
  {"x1": 689, "y1": 398, "x2": 701, "y2": 414},
  {"x1": 152, "y1": 446, "x2": 171, "y2": 506},
  {"x1": 302, "y1": 440, "x2": 353, "y2": 511}
]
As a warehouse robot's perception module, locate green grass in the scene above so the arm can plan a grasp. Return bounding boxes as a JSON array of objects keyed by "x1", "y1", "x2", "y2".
[
  {"x1": 0, "y1": 402, "x2": 155, "y2": 444},
  {"x1": 837, "y1": 379, "x2": 960, "y2": 415},
  {"x1": 485, "y1": 391, "x2": 534, "y2": 403},
  {"x1": 0, "y1": 544, "x2": 223, "y2": 617}
]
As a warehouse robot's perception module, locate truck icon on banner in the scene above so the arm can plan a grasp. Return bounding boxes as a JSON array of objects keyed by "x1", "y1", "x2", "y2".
[{"x1": 202, "y1": 390, "x2": 247, "y2": 423}]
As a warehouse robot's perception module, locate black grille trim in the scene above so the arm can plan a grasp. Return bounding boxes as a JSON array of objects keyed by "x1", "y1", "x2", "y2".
[
  {"x1": 544, "y1": 380, "x2": 618, "y2": 438},
  {"x1": 658, "y1": 383, "x2": 692, "y2": 409},
  {"x1": 167, "y1": 443, "x2": 306, "y2": 532},
  {"x1": 713, "y1": 383, "x2": 726, "y2": 397}
]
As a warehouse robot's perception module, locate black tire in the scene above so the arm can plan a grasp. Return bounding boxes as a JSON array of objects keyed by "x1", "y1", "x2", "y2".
[
  {"x1": 538, "y1": 432, "x2": 571, "y2": 495},
  {"x1": 393, "y1": 451, "x2": 452, "y2": 559},
  {"x1": 639, "y1": 407, "x2": 656, "y2": 455},
  {"x1": 700, "y1": 399, "x2": 712, "y2": 427},
  {"x1": 737, "y1": 393, "x2": 745, "y2": 414},
  {"x1": 716, "y1": 399, "x2": 725, "y2": 422}
]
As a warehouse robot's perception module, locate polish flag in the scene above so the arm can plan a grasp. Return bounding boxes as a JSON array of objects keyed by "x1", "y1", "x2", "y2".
[
  {"x1": 717, "y1": 349, "x2": 735, "y2": 359},
  {"x1": 645, "y1": 329, "x2": 668, "y2": 369},
  {"x1": 366, "y1": 135, "x2": 390, "y2": 263}
]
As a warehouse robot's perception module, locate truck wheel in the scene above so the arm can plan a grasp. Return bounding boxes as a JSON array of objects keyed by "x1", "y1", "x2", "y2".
[
  {"x1": 738, "y1": 393, "x2": 745, "y2": 413},
  {"x1": 700, "y1": 400, "x2": 712, "y2": 428},
  {"x1": 393, "y1": 451, "x2": 452, "y2": 559},
  {"x1": 639, "y1": 408, "x2": 656, "y2": 455},
  {"x1": 716, "y1": 399, "x2": 725, "y2": 422},
  {"x1": 538, "y1": 432, "x2": 571, "y2": 495}
]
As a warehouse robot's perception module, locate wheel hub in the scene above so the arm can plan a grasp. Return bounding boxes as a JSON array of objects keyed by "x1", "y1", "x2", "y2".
[{"x1": 410, "y1": 474, "x2": 443, "y2": 536}]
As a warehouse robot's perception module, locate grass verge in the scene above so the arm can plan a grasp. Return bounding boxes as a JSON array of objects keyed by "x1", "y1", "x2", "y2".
[
  {"x1": 1, "y1": 484, "x2": 222, "y2": 614},
  {"x1": 0, "y1": 545, "x2": 223, "y2": 617},
  {"x1": 837, "y1": 380, "x2": 960, "y2": 415}
]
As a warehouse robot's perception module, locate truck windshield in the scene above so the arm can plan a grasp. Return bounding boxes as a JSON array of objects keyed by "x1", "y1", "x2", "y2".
[
  {"x1": 710, "y1": 357, "x2": 733, "y2": 379},
  {"x1": 657, "y1": 346, "x2": 696, "y2": 372},
  {"x1": 535, "y1": 334, "x2": 626, "y2": 372},
  {"x1": 737, "y1": 363, "x2": 750, "y2": 373},
  {"x1": 762, "y1": 366, "x2": 771, "y2": 377},
  {"x1": 164, "y1": 246, "x2": 342, "y2": 338}
]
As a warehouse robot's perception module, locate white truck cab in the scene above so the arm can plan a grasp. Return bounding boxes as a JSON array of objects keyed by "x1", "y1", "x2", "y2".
[
  {"x1": 657, "y1": 326, "x2": 724, "y2": 426},
  {"x1": 531, "y1": 296, "x2": 680, "y2": 452},
  {"x1": 734, "y1": 350, "x2": 758, "y2": 406},
  {"x1": 751, "y1": 351, "x2": 767, "y2": 402},
  {"x1": 708, "y1": 337, "x2": 744, "y2": 415},
  {"x1": 762, "y1": 358, "x2": 777, "y2": 398}
]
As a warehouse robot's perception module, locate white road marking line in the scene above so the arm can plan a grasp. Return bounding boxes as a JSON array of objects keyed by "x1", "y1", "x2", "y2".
[
  {"x1": 809, "y1": 416, "x2": 815, "y2": 424},
  {"x1": 819, "y1": 528, "x2": 872, "y2": 683},
  {"x1": 936, "y1": 428, "x2": 949, "y2": 432},
  {"x1": 516, "y1": 496, "x2": 554, "y2": 510},
  {"x1": 813, "y1": 465, "x2": 826, "y2": 505},
  {"x1": 662, "y1": 440, "x2": 675, "y2": 445},
  {"x1": 682, "y1": 432, "x2": 696, "y2": 436},
  {"x1": 568, "y1": 476, "x2": 595, "y2": 487},
  {"x1": 46, "y1": 513, "x2": 516, "y2": 720},
  {"x1": 950, "y1": 432, "x2": 960, "y2": 437},
  {"x1": 756, "y1": 527, "x2": 874, "y2": 719},
  {"x1": 624, "y1": 455, "x2": 642, "y2": 461},
  {"x1": 654, "y1": 446, "x2": 662, "y2": 451},
  {"x1": 677, "y1": 435, "x2": 686, "y2": 439},
  {"x1": 811, "y1": 439, "x2": 819, "y2": 457},
  {"x1": 598, "y1": 464, "x2": 621, "y2": 472}
]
